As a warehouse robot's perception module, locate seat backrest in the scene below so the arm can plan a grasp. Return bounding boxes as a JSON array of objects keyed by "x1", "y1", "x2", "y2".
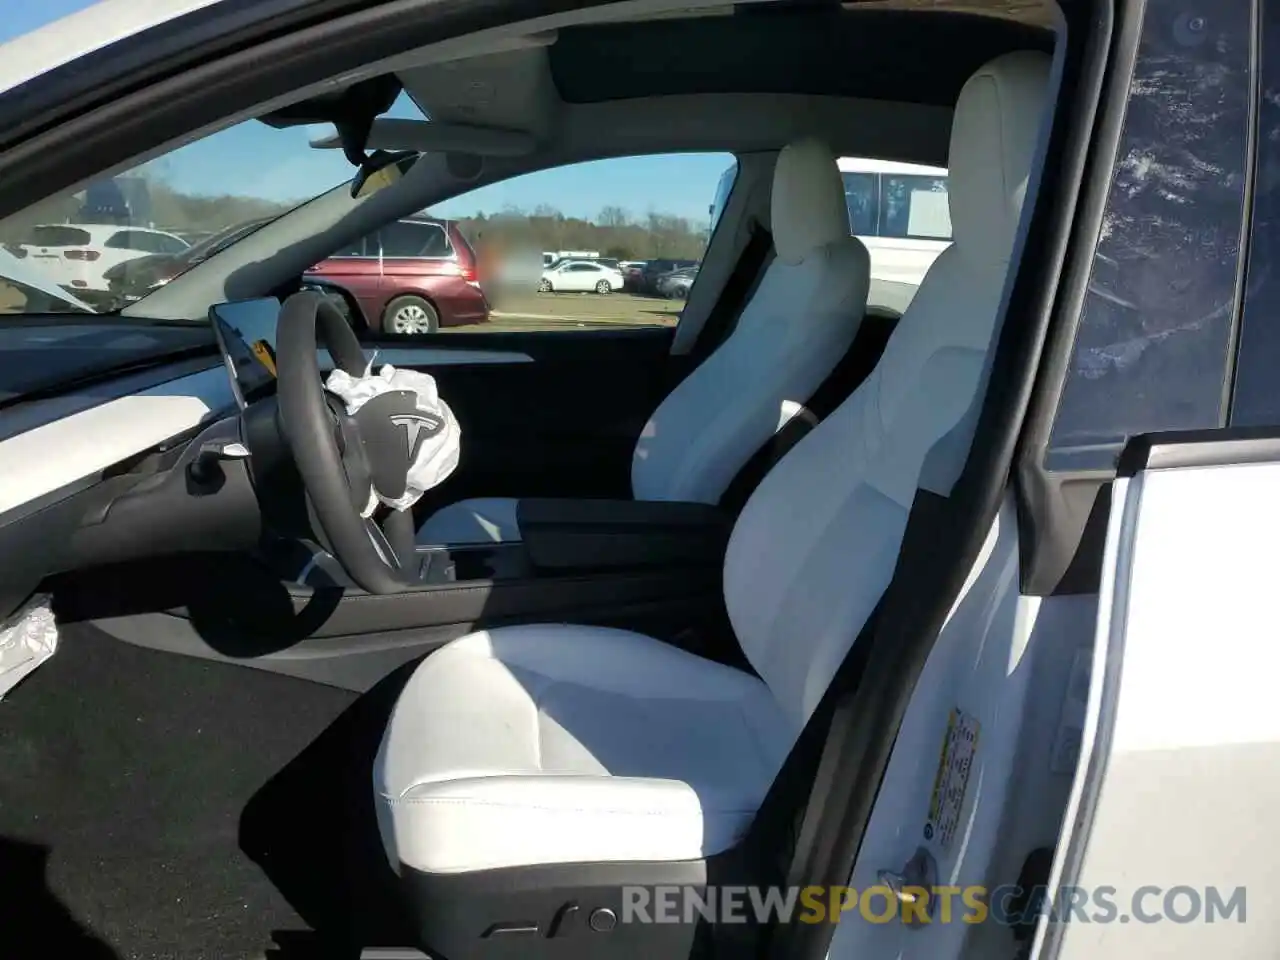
[
  {"x1": 630, "y1": 138, "x2": 871, "y2": 505},
  {"x1": 724, "y1": 51, "x2": 1053, "y2": 728}
]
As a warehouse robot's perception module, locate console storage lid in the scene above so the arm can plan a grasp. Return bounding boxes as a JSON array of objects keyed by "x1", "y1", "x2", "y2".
[{"x1": 517, "y1": 498, "x2": 732, "y2": 572}]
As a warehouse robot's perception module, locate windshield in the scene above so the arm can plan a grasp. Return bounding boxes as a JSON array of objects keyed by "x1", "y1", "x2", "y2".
[
  {"x1": 0, "y1": 91, "x2": 425, "y2": 319},
  {"x1": 180, "y1": 219, "x2": 274, "y2": 262}
]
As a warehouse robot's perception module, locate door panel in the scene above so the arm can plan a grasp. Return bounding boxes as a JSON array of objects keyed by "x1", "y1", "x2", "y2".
[
  {"x1": 831, "y1": 496, "x2": 1096, "y2": 960},
  {"x1": 1041, "y1": 438, "x2": 1280, "y2": 960},
  {"x1": 393, "y1": 327, "x2": 677, "y2": 520}
]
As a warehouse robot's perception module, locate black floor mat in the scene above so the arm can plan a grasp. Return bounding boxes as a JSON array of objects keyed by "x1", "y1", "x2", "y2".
[{"x1": 0, "y1": 624, "x2": 416, "y2": 959}]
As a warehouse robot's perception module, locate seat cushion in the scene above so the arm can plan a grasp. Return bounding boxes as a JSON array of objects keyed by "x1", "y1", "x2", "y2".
[
  {"x1": 374, "y1": 624, "x2": 797, "y2": 875},
  {"x1": 415, "y1": 496, "x2": 520, "y2": 544}
]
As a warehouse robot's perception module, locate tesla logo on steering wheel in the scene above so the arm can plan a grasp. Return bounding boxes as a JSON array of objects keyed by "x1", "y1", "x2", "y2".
[{"x1": 389, "y1": 413, "x2": 442, "y2": 462}]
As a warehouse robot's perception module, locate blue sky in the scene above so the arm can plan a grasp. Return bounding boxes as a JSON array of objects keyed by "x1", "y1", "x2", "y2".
[
  {"x1": 3, "y1": 1, "x2": 730, "y2": 223},
  {"x1": 3, "y1": 0, "x2": 95, "y2": 38}
]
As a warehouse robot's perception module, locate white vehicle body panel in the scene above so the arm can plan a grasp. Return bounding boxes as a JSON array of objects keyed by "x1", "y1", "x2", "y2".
[
  {"x1": 1038, "y1": 461, "x2": 1280, "y2": 960},
  {"x1": 0, "y1": 0, "x2": 223, "y2": 97},
  {"x1": 542, "y1": 260, "x2": 624, "y2": 292},
  {"x1": 862, "y1": 234, "x2": 952, "y2": 287}
]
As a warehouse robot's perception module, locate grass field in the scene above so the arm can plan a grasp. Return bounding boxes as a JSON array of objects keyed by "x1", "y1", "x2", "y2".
[{"x1": 447, "y1": 290, "x2": 682, "y2": 332}]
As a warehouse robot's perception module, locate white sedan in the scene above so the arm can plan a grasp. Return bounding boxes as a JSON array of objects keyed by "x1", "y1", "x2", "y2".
[{"x1": 538, "y1": 259, "x2": 624, "y2": 293}]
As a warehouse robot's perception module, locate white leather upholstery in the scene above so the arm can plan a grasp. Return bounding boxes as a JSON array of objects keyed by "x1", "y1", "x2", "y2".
[
  {"x1": 380, "y1": 52, "x2": 1052, "y2": 875},
  {"x1": 416, "y1": 137, "x2": 869, "y2": 544},
  {"x1": 727, "y1": 50, "x2": 1051, "y2": 725},
  {"x1": 632, "y1": 138, "x2": 870, "y2": 505},
  {"x1": 374, "y1": 625, "x2": 796, "y2": 873},
  {"x1": 768, "y1": 137, "x2": 854, "y2": 266}
]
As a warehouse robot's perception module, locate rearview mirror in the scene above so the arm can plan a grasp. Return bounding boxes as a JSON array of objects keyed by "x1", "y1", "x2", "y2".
[{"x1": 352, "y1": 150, "x2": 420, "y2": 199}]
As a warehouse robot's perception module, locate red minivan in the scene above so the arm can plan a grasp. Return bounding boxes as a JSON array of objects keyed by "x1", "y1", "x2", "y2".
[{"x1": 306, "y1": 216, "x2": 489, "y2": 333}]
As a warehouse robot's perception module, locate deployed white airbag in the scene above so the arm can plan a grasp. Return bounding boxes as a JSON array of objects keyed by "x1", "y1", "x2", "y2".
[
  {"x1": 326, "y1": 362, "x2": 462, "y2": 513},
  {"x1": 0, "y1": 595, "x2": 57, "y2": 699}
]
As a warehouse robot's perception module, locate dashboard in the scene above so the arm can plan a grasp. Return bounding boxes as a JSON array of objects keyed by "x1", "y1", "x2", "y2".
[{"x1": 0, "y1": 296, "x2": 536, "y2": 621}]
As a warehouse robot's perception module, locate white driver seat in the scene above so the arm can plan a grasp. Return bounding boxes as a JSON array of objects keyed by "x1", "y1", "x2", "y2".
[
  {"x1": 376, "y1": 51, "x2": 1052, "y2": 877},
  {"x1": 416, "y1": 137, "x2": 871, "y2": 545}
]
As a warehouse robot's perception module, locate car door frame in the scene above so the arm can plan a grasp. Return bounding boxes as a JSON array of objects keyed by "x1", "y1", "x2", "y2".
[
  {"x1": 1037, "y1": 428, "x2": 1280, "y2": 960},
  {"x1": 771, "y1": 0, "x2": 1129, "y2": 956}
]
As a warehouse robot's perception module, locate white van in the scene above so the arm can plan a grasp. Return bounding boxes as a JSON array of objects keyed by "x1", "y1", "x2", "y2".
[
  {"x1": 543, "y1": 249, "x2": 600, "y2": 267},
  {"x1": 838, "y1": 157, "x2": 951, "y2": 307}
]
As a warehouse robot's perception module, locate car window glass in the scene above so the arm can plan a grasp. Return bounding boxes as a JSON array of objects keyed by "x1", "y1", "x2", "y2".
[
  {"x1": 382, "y1": 220, "x2": 450, "y2": 258},
  {"x1": 842, "y1": 172, "x2": 878, "y2": 235},
  {"x1": 25, "y1": 225, "x2": 91, "y2": 247},
  {"x1": 179, "y1": 219, "x2": 271, "y2": 261},
  {"x1": 151, "y1": 233, "x2": 189, "y2": 254},
  {"x1": 1047, "y1": 0, "x2": 1251, "y2": 467},
  {"x1": 107, "y1": 230, "x2": 180, "y2": 253},
  {"x1": 880, "y1": 175, "x2": 952, "y2": 240},
  {"x1": 395, "y1": 152, "x2": 736, "y2": 334},
  {"x1": 1230, "y1": 0, "x2": 1280, "y2": 426},
  {"x1": 0, "y1": 89, "x2": 426, "y2": 317},
  {"x1": 332, "y1": 234, "x2": 372, "y2": 258},
  {"x1": 708, "y1": 161, "x2": 739, "y2": 232}
]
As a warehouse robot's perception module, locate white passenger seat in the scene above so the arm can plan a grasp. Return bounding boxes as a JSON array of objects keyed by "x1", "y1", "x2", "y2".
[{"x1": 416, "y1": 137, "x2": 872, "y2": 544}]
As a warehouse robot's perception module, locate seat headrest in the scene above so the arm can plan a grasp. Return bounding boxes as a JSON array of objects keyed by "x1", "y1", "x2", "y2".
[
  {"x1": 770, "y1": 138, "x2": 850, "y2": 265},
  {"x1": 949, "y1": 50, "x2": 1053, "y2": 267}
]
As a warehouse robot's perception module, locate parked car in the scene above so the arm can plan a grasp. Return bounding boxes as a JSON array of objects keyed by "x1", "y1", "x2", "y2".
[
  {"x1": 305, "y1": 216, "x2": 488, "y2": 333},
  {"x1": 621, "y1": 260, "x2": 648, "y2": 291},
  {"x1": 538, "y1": 258, "x2": 625, "y2": 293},
  {"x1": 17, "y1": 223, "x2": 189, "y2": 304},
  {"x1": 657, "y1": 265, "x2": 698, "y2": 299},
  {"x1": 104, "y1": 216, "x2": 275, "y2": 305},
  {"x1": 637, "y1": 257, "x2": 698, "y2": 295}
]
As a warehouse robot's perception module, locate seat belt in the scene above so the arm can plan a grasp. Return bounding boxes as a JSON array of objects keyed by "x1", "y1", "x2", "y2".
[
  {"x1": 717, "y1": 312, "x2": 899, "y2": 515},
  {"x1": 688, "y1": 219, "x2": 774, "y2": 365}
]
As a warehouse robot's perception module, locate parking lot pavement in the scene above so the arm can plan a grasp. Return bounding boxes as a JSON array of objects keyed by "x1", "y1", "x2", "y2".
[{"x1": 446, "y1": 290, "x2": 681, "y2": 332}]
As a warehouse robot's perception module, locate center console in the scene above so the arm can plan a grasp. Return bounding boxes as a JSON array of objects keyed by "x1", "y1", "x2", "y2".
[
  {"x1": 161, "y1": 495, "x2": 743, "y2": 685},
  {"x1": 290, "y1": 497, "x2": 731, "y2": 588},
  {"x1": 416, "y1": 542, "x2": 534, "y2": 583}
]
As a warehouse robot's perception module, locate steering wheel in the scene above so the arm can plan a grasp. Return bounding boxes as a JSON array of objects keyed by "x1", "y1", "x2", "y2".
[{"x1": 275, "y1": 291, "x2": 422, "y2": 594}]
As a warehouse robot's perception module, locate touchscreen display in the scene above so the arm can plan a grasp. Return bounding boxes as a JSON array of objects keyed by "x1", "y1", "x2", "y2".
[{"x1": 209, "y1": 298, "x2": 281, "y2": 409}]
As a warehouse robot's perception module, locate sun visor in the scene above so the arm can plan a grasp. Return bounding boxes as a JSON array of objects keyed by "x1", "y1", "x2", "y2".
[{"x1": 309, "y1": 119, "x2": 537, "y2": 157}]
